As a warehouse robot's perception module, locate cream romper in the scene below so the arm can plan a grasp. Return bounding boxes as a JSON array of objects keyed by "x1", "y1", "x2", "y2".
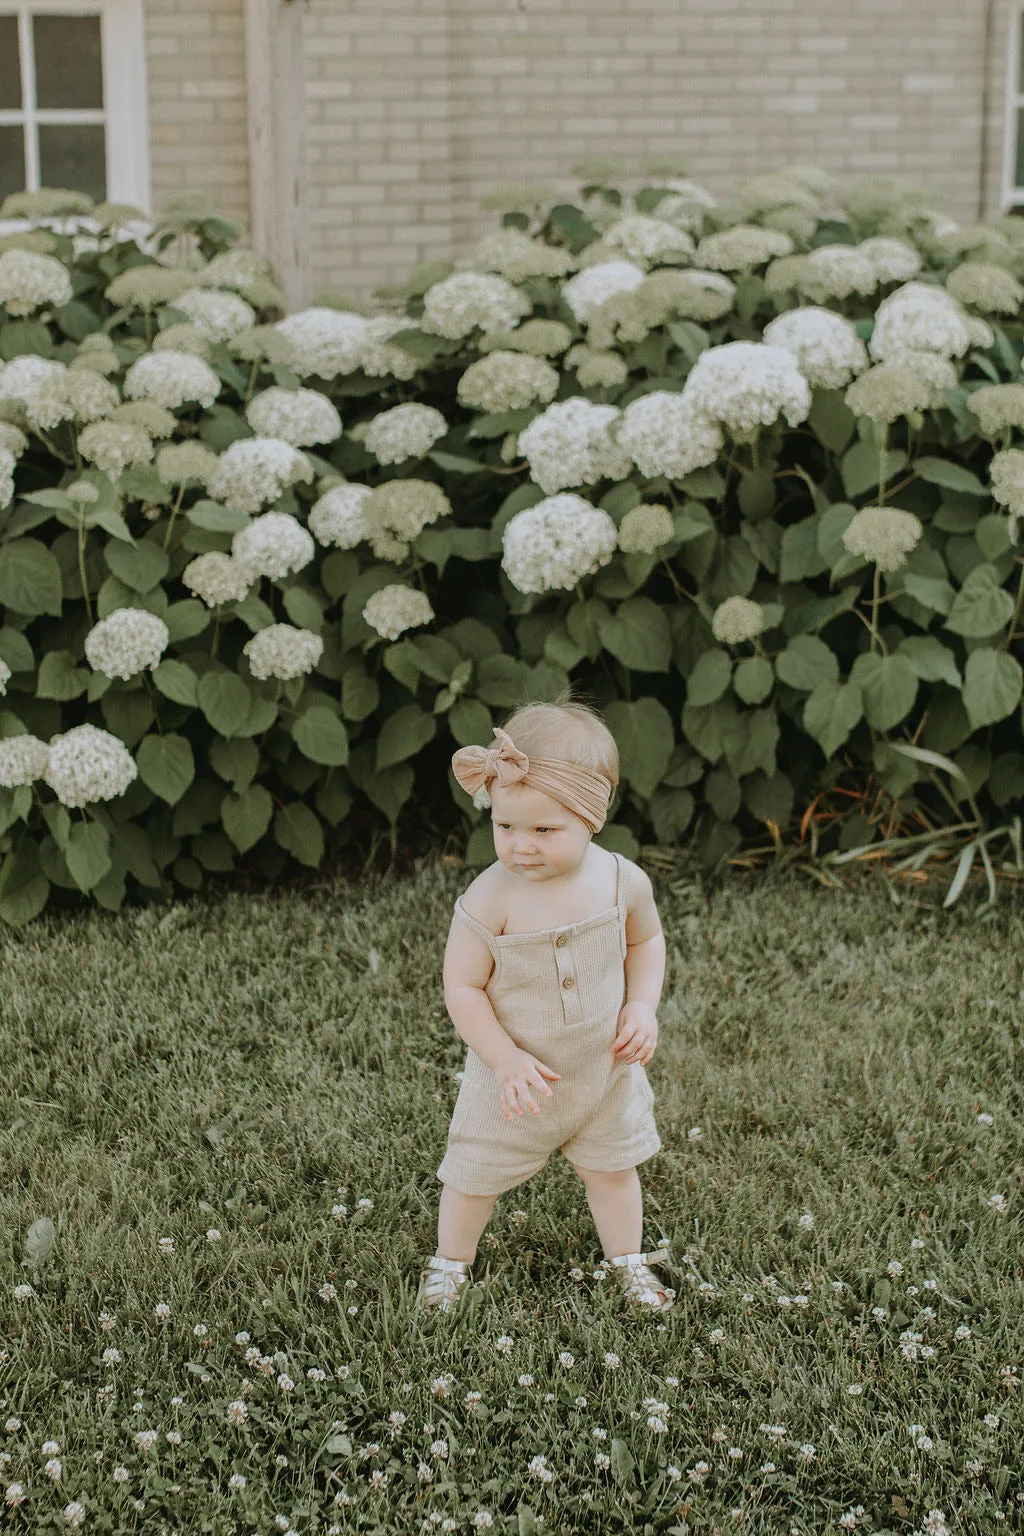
[{"x1": 437, "y1": 851, "x2": 662, "y2": 1196}]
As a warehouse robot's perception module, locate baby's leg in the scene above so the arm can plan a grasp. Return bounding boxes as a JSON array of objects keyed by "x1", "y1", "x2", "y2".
[
  {"x1": 437, "y1": 1183, "x2": 501, "y2": 1263},
  {"x1": 569, "y1": 1163, "x2": 642, "y2": 1258}
]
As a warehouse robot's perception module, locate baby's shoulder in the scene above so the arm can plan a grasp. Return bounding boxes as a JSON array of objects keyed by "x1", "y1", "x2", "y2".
[{"x1": 457, "y1": 862, "x2": 508, "y2": 935}]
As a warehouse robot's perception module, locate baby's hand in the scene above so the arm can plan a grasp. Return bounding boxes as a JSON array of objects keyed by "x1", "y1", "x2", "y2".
[{"x1": 612, "y1": 1001, "x2": 658, "y2": 1066}]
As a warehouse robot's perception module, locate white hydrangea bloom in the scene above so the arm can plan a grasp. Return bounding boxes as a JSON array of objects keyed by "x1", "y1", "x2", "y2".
[
  {"x1": 0, "y1": 356, "x2": 72, "y2": 431},
  {"x1": 467, "y1": 230, "x2": 576, "y2": 283},
  {"x1": 152, "y1": 322, "x2": 211, "y2": 358},
  {"x1": 841, "y1": 505, "x2": 923, "y2": 571},
  {"x1": 0, "y1": 733, "x2": 50, "y2": 787},
  {"x1": 110, "y1": 399, "x2": 175, "y2": 438},
  {"x1": 694, "y1": 225, "x2": 793, "y2": 272},
  {"x1": 456, "y1": 351, "x2": 560, "y2": 413},
  {"x1": 308, "y1": 482, "x2": 374, "y2": 548},
  {"x1": 77, "y1": 420, "x2": 153, "y2": 476},
  {"x1": 358, "y1": 315, "x2": 421, "y2": 381},
  {"x1": 963, "y1": 314, "x2": 995, "y2": 349},
  {"x1": 601, "y1": 214, "x2": 696, "y2": 265},
  {"x1": 273, "y1": 308, "x2": 370, "y2": 378},
  {"x1": 198, "y1": 248, "x2": 273, "y2": 291},
  {"x1": 0, "y1": 248, "x2": 73, "y2": 315},
  {"x1": 945, "y1": 262, "x2": 1024, "y2": 316},
  {"x1": 617, "y1": 502, "x2": 674, "y2": 554},
  {"x1": 362, "y1": 584, "x2": 436, "y2": 641},
  {"x1": 501, "y1": 492, "x2": 618, "y2": 594},
  {"x1": 43, "y1": 723, "x2": 138, "y2": 808},
  {"x1": 181, "y1": 551, "x2": 251, "y2": 607},
  {"x1": 791, "y1": 245, "x2": 878, "y2": 303},
  {"x1": 517, "y1": 397, "x2": 632, "y2": 494},
  {"x1": 989, "y1": 449, "x2": 1024, "y2": 535},
  {"x1": 869, "y1": 282, "x2": 972, "y2": 361},
  {"x1": 244, "y1": 387, "x2": 342, "y2": 447},
  {"x1": 0, "y1": 446, "x2": 14, "y2": 509},
  {"x1": 243, "y1": 623, "x2": 323, "y2": 681},
  {"x1": 566, "y1": 344, "x2": 630, "y2": 389},
  {"x1": 561, "y1": 261, "x2": 645, "y2": 323},
  {"x1": 894, "y1": 348, "x2": 959, "y2": 408},
  {"x1": 171, "y1": 287, "x2": 256, "y2": 343},
  {"x1": 207, "y1": 437, "x2": 314, "y2": 514},
  {"x1": 856, "y1": 237, "x2": 922, "y2": 284},
  {"x1": 155, "y1": 441, "x2": 218, "y2": 486},
  {"x1": 0, "y1": 422, "x2": 28, "y2": 457},
  {"x1": 844, "y1": 361, "x2": 931, "y2": 423},
  {"x1": 231, "y1": 510, "x2": 316, "y2": 580},
  {"x1": 761, "y1": 307, "x2": 869, "y2": 390},
  {"x1": 63, "y1": 368, "x2": 120, "y2": 423},
  {"x1": 123, "y1": 350, "x2": 221, "y2": 409},
  {"x1": 681, "y1": 341, "x2": 811, "y2": 437},
  {"x1": 712, "y1": 596, "x2": 765, "y2": 645},
  {"x1": 420, "y1": 272, "x2": 532, "y2": 338},
  {"x1": 0, "y1": 655, "x2": 9, "y2": 692},
  {"x1": 968, "y1": 383, "x2": 1024, "y2": 435},
  {"x1": 617, "y1": 390, "x2": 723, "y2": 479},
  {"x1": 359, "y1": 480, "x2": 452, "y2": 561},
  {"x1": 363, "y1": 403, "x2": 447, "y2": 464},
  {"x1": 84, "y1": 608, "x2": 170, "y2": 680}
]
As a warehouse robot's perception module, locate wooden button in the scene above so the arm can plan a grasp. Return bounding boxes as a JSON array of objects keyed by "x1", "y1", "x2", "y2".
[
  {"x1": 555, "y1": 933, "x2": 568, "y2": 947},
  {"x1": 562, "y1": 975, "x2": 575, "y2": 989}
]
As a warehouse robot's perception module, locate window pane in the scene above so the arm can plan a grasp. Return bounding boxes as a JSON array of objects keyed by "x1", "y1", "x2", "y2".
[
  {"x1": 33, "y1": 14, "x2": 103, "y2": 110},
  {"x1": 38, "y1": 123, "x2": 106, "y2": 199},
  {"x1": 0, "y1": 126, "x2": 26, "y2": 203},
  {"x1": 0, "y1": 17, "x2": 22, "y2": 108}
]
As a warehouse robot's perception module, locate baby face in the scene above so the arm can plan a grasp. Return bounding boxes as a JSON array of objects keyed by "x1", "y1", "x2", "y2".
[{"x1": 489, "y1": 783, "x2": 591, "y2": 883}]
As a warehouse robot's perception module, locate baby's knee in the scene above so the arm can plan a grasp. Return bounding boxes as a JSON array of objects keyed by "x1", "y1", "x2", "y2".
[{"x1": 570, "y1": 1162, "x2": 636, "y2": 1186}]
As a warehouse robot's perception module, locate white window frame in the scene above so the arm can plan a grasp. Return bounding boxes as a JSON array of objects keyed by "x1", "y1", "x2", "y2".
[
  {"x1": 1002, "y1": 6, "x2": 1024, "y2": 211},
  {"x1": 0, "y1": 0, "x2": 150, "y2": 210}
]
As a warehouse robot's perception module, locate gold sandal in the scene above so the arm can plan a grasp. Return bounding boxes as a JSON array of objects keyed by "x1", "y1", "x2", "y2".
[
  {"x1": 605, "y1": 1245, "x2": 676, "y2": 1313},
  {"x1": 415, "y1": 1254, "x2": 473, "y2": 1313}
]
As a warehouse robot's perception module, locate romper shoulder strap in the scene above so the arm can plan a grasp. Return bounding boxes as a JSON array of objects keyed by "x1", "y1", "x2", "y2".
[
  {"x1": 615, "y1": 852, "x2": 628, "y2": 943},
  {"x1": 454, "y1": 895, "x2": 497, "y2": 948}
]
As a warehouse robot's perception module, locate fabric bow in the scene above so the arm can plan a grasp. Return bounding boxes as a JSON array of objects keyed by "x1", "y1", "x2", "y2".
[{"x1": 451, "y1": 727, "x2": 613, "y2": 835}]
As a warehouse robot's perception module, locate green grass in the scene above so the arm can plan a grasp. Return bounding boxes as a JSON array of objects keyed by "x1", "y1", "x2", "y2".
[{"x1": 1, "y1": 851, "x2": 1022, "y2": 1535}]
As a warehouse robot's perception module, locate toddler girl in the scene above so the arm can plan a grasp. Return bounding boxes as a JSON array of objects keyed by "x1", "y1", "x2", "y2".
[{"x1": 417, "y1": 697, "x2": 674, "y2": 1316}]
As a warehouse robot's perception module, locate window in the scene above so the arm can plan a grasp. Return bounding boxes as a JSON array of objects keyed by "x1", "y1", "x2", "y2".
[{"x1": 0, "y1": 0, "x2": 149, "y2": 208}]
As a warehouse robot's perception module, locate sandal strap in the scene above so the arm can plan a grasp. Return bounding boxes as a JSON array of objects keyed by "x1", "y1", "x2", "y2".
[
  {"x1": 423, "y1": 1254, "x2": 472, "y2": 1275},
  {"x1": 607, "y1": 1245, "x2": 669, "y2": 1269}
]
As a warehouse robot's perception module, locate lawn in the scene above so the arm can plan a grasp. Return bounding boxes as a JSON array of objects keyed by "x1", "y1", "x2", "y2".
[{"x1": 1, "y1": 848, "x2": 1021, "y2": 1535}]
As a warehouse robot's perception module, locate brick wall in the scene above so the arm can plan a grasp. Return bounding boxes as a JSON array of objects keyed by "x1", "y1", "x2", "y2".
[{"x1": 144, "y1": 0, "x2": 250, "y2": 226}]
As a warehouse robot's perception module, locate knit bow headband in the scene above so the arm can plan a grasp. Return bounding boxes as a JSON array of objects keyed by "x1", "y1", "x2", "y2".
[{"x1": 451, "y1": 726, "x2": 613, "y2": 835}]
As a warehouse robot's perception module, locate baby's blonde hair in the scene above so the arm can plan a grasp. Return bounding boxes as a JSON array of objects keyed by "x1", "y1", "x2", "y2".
[{"x1": 498, "y1": 689, "x2": 620, "y2": 814}]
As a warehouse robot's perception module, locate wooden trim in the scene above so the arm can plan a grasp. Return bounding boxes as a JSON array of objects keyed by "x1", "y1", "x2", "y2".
[{"x1": 243, "y1": 0, "x2": 311, "y2": 308}]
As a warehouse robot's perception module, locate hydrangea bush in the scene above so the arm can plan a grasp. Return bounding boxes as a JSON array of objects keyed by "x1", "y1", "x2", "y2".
[{"x1": 2, "y1": 169, "x2": 1024, "y2": 921}]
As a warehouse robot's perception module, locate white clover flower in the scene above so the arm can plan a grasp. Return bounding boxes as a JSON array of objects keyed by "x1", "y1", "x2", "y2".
[
  {"x1": 0, "y1": 422, "x2": 28, "y2": 457},
  {"x1": 694, "y1": 225, "x2": 793, "y2": 272},
  {"x1": 231, "y1": 510, "x2": 316, "y2": 580},
  {"x1": 43, "y1": 723, "x2": 138, "y2": 808},
  {"x1": 456, "y1": 351, "x2": 560, "y2": 413},
  {"x1": 207, "y1": 437, "x2": 314, "y2": 514},
  {"x1": 362, "y1": 584, "x2": 436, "y2": 641},
  {"x1": 242, "y1": 623, "x2": 323, "y2": 681},
  {"x1": 360, "y1": 480, "x2": 452, "y2": 560},
  {"x1": 363, "y1": 403, "x2": 447, "y2": 464},
  {"x1": 565, "y1": 344, "x2": 630, "y2": 389},
  {"x1": 155, "y1": 441, "x2": 219, "y2": 486},
  {"x1": 0, "y1": 355, "x2": 72, "y2": 431},
  {"x1": 0, "y1": 446, "x2": 13, "y2": 509},
  {"x1": 181, "y1": 551, "x2": 251, "y2": 607},
  {"x1": 869, "y1": 282, "x2": 972, "y2": 362},
  {"x1": 77, "y1": 420, "x2": 153, "y2": 476},
  {"x1": 518, "y1": 397, "x2": 632, "y2": 495},
  {"x1": 501, "y1": 492, "x2": 618, "y2": 594},
  {"x1": 968, "y1": 383, "x2": 1024, "y2": 435},
  {"x1": 617, "y1": 502, "x2": 674, "y2": 554},
  {"x1": 123, "y1": 350, "x2": 221, "y2": 409},
  {"x1": 467, "y1": 230, "x2": 576, "y2": 283},
  {"x1": 617, "y1": 390, "x2": 723, "y2": 479},
  {"x1": 0, "y1": 733, "x2": 50, "y2": 787},
  {"x1": 945, "y1": 262, "x2": 1024, "y2": 316},
  {"x1": 681, "y1": 340, "x2": 811, "y2": 437},
  {"x1": 561, "y1": 261, "x2": 645, "y2": 323},
  {"x1": 712, "y1": 596, "x2": 765, "y2": 644},
  {"x1": 762, "y1": 307, "x2": 869, "y2": 390},
  {"x1": 844, "y1": 361, "x2": 931, "y2": 423},
  {"x1": 857, "y1": 237, "x2": 922, "y2": 284},
  {"x1": 420, "y1": 272, "x2": 532, "y2": 338},
  {"x1": 307, "y1": 482, "x2": 374, "y2": 548},
  {"x1": 0, "y1": 248, "x2": 73, "y2": 315},
  {"x1": 601, "y1": 214, "x2": 696, "y2": 265},
  {"x1": 63, "y1": 368, "x2": 120, "y2": 423},
  {"x1": 841, "y1": 505, "x2": 923, "y2": 571},
  {"x1": 83, "y1": 609, "x2": 169, "y2": 681},
  {"x1": 171, "y1": 287, "x2": 256, "y2": 342},
  {"x1": 244, "y1": 387, "x2": 342, "y2": 447},
  {"x1": 794, "y1": 245, "x2": 878, "y2": 302}
]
